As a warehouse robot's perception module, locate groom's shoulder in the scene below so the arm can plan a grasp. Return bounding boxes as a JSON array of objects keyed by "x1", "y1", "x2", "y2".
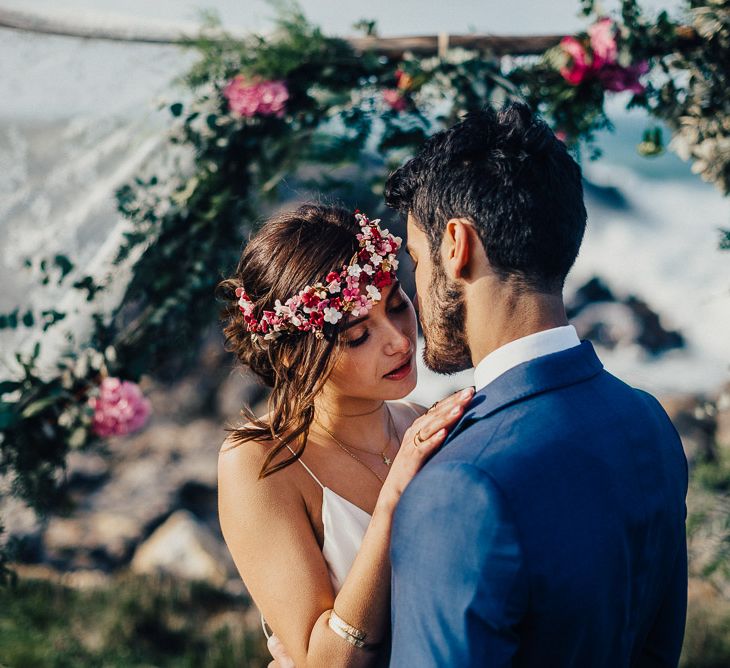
[{"x1": 431, "y1": 368, "x2": 682, "y2": 474}]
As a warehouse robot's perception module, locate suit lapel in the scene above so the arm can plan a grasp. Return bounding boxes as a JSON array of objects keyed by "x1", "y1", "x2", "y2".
[{"x1": 447, "y1": 341, "x2": 604, "y2": 438}]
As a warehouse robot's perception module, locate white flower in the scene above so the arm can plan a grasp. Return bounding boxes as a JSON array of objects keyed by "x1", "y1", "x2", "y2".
[
  {"x1": 274, "y1": 300, "x2": 291, "y2": 317},
  {"x1": 365, "y1": 242, "x2": 376, "y2": 253},
  {"x1": 371, "y1": 254, "x2": 384, "y2": 266},
  {"x1": 323, "y1": 307, "x2": 343, "y2": 324},
  {"x1": 362, "y1": 264, "x2": 374, "y2": 276},
  {"x1": 327, "y1": 281, "x2": 341, "y2": 294},
  {"x1": 348, "y1": 264, "x2": 363, "y2": 277},
  {"x1": 366, "y1": 285, "x2": 381, "y2": 301}
]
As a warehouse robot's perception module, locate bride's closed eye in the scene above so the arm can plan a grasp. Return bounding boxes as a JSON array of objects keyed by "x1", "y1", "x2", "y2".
[{"x1": 345, "y1": 300, "x2": 410, "y2": 348}]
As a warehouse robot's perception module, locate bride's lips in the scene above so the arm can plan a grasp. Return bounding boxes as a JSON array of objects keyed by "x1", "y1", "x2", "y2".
[{"x1": 383, "y1": 354, "x2": 413, "y2": 381}]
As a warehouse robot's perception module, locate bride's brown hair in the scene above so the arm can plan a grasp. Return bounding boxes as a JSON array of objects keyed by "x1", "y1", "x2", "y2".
[{"x1": 217, "y1": 203, "x2": 362, "y2": 478}]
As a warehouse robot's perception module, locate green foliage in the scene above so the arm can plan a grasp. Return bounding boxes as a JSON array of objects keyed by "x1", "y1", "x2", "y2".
[{"x1": 0, "y1": 573, "x2": 269, "y2": 666}]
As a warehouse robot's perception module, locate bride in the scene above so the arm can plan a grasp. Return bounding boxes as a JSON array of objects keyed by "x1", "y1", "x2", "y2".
[{"x1": 217, "y1": 203, "x2": 473, "y2": 667}]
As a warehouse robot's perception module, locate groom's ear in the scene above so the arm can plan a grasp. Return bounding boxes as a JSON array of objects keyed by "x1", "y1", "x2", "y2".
[{"x1": 443, "y1": 218, "x2": 478, "y2": 281}]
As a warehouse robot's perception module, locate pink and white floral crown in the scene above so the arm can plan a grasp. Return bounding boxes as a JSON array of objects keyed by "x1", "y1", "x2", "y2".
[{"x1": 235, "y1": 211, "x2": 402, "y2": 341}]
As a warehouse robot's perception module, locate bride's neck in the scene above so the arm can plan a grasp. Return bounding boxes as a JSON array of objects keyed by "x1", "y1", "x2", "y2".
[{"x1": 312, "y1": 394, "x2": 391, "y2": 445}]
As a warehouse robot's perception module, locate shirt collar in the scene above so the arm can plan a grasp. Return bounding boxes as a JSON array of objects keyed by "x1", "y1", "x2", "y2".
[{"x1": 473, "y1": 325, "x2": 581, "y2": 392}]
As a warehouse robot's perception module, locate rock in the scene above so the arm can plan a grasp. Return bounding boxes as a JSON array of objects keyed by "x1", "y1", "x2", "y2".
[
  {"x1": 566, "y1": 277, "x2": 617, "y2": 318},
  {"x1": 65, "y1": 450, "x2": 110, "y2": 487},
  {"x1": 571, "y1": 302, "x2": 642, "y2": 350},
  {"x1": 658, "y1": 394, "x2": 716, "y2": 465},
  {"x1": 130, "y1": 510, "x2": 236, "y2": 586},
  {"x1": 624, "y1": 296, "x2": 684, "y2": 355},
  {"x1": 44, "y1": 512, "x2": 142, "y2": 568},
  {"x1": 39, "y1": 418, "x2": 226, "y2": 570},
  {"x1": 567, "y1": 276, "x2": 684, "y2": 356}
]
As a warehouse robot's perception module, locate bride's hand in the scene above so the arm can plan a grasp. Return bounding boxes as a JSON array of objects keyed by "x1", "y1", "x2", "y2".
[{"x1": 378, "y1": 387, "x2": 475, "y2": 512}]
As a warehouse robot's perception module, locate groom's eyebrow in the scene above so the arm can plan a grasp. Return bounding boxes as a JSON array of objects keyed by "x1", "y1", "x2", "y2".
[{"x1": 340, "y1": 280, "x2": 401, "y2": 331}]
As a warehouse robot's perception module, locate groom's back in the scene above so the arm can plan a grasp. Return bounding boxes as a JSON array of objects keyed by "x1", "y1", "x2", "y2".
[
  {"x1": 390, "y1": 343, "x2": 688, "y2": 667},
  {"x1": 464, "y1": 370, "x2": 686, "y2": 664}
]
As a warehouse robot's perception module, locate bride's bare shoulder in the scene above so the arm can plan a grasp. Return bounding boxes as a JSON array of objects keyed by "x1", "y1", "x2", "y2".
[
  {"x1": 218, "y1": 423, "x2": 296, "y2": 501},
  {"x1": 389, "y1": 399, "x2": 428, "y2": 422}
]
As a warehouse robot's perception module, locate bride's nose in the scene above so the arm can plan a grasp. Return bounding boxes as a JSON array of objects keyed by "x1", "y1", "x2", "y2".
[{"x1": 383, "y1": 322, "x2": 411, "y2": 356}]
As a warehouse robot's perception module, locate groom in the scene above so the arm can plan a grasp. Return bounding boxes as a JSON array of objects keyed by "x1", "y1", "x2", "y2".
[{"x1": 383, "y1": 102, "x2": 688, "y2": 666}]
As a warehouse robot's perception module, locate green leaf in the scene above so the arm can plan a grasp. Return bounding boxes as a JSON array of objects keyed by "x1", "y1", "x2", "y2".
[
  {"x1": 20, "y1": 396, "x2": 59, "y2": 418},
  {"x1": 68, "y1": 427, "x2": 88, "y2": 449},
  {"x1": 53, "y1": 254, "x2": 75, "y2": 281},
  {"x1": 21, "y1": 311, "x2": 34, "y2": 327},
  {"x1": 170, "y1": 103, "x2": 184, "y2": 117}
]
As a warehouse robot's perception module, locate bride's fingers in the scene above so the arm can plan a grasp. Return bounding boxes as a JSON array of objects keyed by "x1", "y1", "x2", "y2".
[
  {"x1": 425, "y1": 388, "x2": 474, "y2": 420},
  {"x1": 411, "y1": 426, "x2": 448, "y2": 455},
  {"x1": 409, "y1": 390, "x2": 473, "y2": 442}
]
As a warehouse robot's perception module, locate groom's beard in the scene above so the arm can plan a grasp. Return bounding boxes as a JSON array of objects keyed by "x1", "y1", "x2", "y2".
[{"x1": 421, "y1": 260, "x2": 472, "y2": 374}]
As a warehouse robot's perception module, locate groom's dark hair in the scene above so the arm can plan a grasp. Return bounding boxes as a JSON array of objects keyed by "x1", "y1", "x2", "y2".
[{"x1": 384, "y1": 102, "x2": 587, "y2": 293}]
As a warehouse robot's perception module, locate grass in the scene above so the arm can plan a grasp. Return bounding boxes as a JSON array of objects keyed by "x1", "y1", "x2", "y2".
[{"x1": 0, "y1": 572, "x2": 270, "y2": 668}]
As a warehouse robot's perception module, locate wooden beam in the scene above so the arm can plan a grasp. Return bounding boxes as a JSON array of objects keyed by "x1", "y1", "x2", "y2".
[
  {"x1": 0, "y1": 8, "x2": 698, "y2": 57},
  {"x1": 0, "y1": 8, "x2": 562, "y2": 54}
]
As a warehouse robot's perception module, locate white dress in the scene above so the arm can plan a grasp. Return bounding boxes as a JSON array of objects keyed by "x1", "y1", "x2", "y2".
[{"x1": 261, "y1": 445, "x2": 372, "y2": 639}]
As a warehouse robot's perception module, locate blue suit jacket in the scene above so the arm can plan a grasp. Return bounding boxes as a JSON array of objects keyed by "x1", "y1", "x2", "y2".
[{"x1": 389, "y1": 341, "x2": 688, "y2": 667}]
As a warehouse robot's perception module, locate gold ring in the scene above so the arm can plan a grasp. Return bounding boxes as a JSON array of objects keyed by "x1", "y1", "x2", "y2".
[{"x1": 414, "y1": 429, "x2": 426, "y2": 448}]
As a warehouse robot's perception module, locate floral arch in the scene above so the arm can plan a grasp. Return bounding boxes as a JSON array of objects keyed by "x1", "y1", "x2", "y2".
[{"x1": 1, "y1": 0, "x2": 728, "y2": 576}]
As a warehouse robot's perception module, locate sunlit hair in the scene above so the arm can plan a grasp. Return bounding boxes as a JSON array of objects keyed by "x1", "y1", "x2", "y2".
[{"x1": 216, "y1": 203, "x2": 364, "y2": 478}]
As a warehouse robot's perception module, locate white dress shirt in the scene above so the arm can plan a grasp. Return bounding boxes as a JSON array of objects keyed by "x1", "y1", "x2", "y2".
[{"x1": 473, "y1": 325, "x2": 581, "y2": 392}]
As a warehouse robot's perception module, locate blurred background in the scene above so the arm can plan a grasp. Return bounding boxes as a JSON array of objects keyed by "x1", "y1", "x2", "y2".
[{"x1": 1, "y1": 1, "x2": 729, "y2": 666}]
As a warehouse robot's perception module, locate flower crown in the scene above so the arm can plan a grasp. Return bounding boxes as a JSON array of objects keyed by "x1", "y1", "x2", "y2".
[{"x1": 235, "y1": 211, "x2": 402, "y2": 341}]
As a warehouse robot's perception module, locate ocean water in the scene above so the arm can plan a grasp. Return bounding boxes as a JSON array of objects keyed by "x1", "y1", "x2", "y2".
[{"x1": 0, "y1": 29, "x2": 728, "y2": 398}]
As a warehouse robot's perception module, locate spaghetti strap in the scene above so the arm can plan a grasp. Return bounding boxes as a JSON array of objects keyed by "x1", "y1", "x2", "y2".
[{"x1": 285, "y1": 443, "x2": 325, "y2": 489}]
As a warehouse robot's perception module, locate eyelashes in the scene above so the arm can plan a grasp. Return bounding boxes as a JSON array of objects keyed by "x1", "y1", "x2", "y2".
[
  {"x1": 346, "y1": 331, "x2": 370, "y2": 348},
  {"x1": 345, "y1": 300, "x2": 410, "y2": 348}
]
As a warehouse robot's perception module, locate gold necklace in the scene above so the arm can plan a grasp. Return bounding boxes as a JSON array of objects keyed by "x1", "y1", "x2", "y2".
[
  {"x1": 325, "y1": 433, "x2": 385, "y2": 484},
  {"x1": 316, "y1": 405, "x2": 398, "y2": 479}
]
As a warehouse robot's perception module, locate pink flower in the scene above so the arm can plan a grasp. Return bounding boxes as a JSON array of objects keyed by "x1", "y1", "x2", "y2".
[
  {"x1": 223, "y1": 75, "x2": 289, "y2": 118},
  {"x1": 598, "y1": 61, "x2": 649, "y2": 93},
  {"x1": 89, "y1": 378, "x2": 151, "y2": 438},
  {"x1": 374, "y1": 270, "x2": 392, "y2": 289},
  {"x1": 559, "y1": 37, "x2": 590, "y2": 86},
  {"x1": 383, "y1": 89, "x2": 408, "y2": 112},
  {"x1": 588, "y1": 18, "x2": 618, "y2": 69}
]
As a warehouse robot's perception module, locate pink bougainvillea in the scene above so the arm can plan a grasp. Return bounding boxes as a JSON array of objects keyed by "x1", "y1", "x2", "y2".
[
  {"x1": 559, "y1": 36, "x2": 591, "y2": 86},
  {"x1": 223, "y1": 75, "x2": 289, "y2": 118},
  {"x1": 559, "y1": 18, "x2": 647, "y2": 94},
  {"x1": 89, "y1": 377, "x2": 151, "y2": 437},
  {"x1": 597, "y1": 60, "x2": 649, "y2": 93},
  {"x1": 588, "y1": 17, "x2": 619, "y2": 69},
  {"x1": 383, "y1": 88, "x2": 408, "y2": 112}
]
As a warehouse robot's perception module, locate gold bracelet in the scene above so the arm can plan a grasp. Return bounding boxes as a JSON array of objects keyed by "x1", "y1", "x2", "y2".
[
  {"x1": 329, "y1": 609, "x2": 367, "y2": 640},
  {"x1": 327, "y1": 609, "x2": 372, "y2": 649},
  {"x1": 328, "y1": 616, "x2": 366, "y2": 648}
]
